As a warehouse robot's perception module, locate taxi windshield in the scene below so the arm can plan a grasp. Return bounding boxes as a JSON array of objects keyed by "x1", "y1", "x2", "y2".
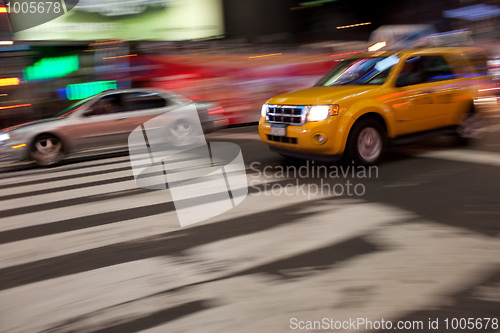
[{"x1": 316, "y1": 55, "x2": 399, "y2": 86}]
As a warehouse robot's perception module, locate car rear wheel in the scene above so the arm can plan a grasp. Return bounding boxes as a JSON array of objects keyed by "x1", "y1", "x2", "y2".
[
  {"x1": 30, "y1": 134, "x2": 64, "y2": 166},
  {"x1": 456, "y1": 108, "x2": 483, "y2": 145},
  {"x1": 347, "y1": 118, "x2": 385, "y2": 165}
]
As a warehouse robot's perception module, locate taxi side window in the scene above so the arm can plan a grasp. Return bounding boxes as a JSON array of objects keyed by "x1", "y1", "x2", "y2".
[
  {"x1": 396, "y1": 56, "x2": 457, "y2": 87},
  {"x1": 420, "y1": 56, "x2": 456, "y2": 82},
  {"x1": 395, "y1": 57, "x2": 425, "y2": 87}
]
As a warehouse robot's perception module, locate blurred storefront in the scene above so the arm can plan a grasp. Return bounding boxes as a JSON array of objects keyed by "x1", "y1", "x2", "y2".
[{"x1": 138, "y1": 52, "x2": 336, "y2": 124}]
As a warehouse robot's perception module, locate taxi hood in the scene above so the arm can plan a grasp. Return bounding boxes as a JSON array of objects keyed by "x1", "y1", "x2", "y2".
[{"x1": 266, "y1": 86, "x2": 378, "y2": 105}]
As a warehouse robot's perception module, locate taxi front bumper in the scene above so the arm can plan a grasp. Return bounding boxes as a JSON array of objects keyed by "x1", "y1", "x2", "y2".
[{"x1": 258, "y1": 117, "x2": 347, "y2": 158}]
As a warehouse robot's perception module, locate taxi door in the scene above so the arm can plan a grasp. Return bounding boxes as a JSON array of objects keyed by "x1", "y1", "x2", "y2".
[{"x1": 388, "y1": 56, "x2": 450, "y2": 136}]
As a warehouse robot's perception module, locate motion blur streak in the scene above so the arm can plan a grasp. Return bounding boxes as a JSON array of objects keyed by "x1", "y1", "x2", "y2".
[
  {"x1": 368, "y1": 41, "x2": 387, "y2": 51},
  {"x1": 0, "y1": 78, "x2": 20, "y2": 86},
  {"x1": 102, "y1": 54, "x2": 137, "y2": 60},
  {"x1": 88, "y1": 41, "x2": 125, "y2": 47},
  {"x1": 248, "y1": 53, "x2": 282, "y2": 59},
  {"x1": 0, "y1": 104, "x2": 31, "y2": 110},
  {"x1": 336, "y1": 22, "x2": 372, "y2": 29}
]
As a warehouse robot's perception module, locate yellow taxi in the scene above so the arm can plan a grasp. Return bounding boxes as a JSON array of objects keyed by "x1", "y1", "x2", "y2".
[{"x1": 259, "y1": 47, "x2": 488, "y2": 165}]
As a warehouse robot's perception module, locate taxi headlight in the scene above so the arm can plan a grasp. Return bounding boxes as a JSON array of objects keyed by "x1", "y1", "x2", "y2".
[
  {"x1": 307, "y1": 105, "x2": 339, "y2": 122},
  {"x1": 261, "y1": 104, "x2": 269, "y2": 118}
]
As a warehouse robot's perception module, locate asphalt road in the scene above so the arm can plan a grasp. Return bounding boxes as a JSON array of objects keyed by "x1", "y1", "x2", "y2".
[{"x1": 0, "y1": 100, "x2": 499, "y2": 333}]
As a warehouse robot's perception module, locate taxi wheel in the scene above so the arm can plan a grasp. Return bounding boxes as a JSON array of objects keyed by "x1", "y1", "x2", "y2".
[
  {"x1": 347, "y1": 118, "x2": 385, "y2": 166},
  {"x1": 456, "y1": 108, "x2": 483, "y2": 145},
  {"x1": 30, "y1": 134, "x2": 64, "y2": 167}
]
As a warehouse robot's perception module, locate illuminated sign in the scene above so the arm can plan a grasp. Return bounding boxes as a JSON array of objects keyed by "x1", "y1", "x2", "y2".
[
  {"x1": 14, "y1": 0, "x2": 223, "y2": 41},
  {"x1": 24, "y1": 56, "x2": 79, "y2": 81},
  {"x1": 0, "y1": 77, "x2": 20, "y2": 86},
  {"x1": 65, "y1": 80, "x2": 117, "y2": 100}
]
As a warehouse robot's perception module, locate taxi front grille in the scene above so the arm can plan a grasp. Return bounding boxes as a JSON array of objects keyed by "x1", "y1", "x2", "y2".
[
  {"x1": 266, "y1": 105, "x2": 305, "y2": 125},
  {"x1": 267, "y1": 135, "x2": 298, "y2": 144}
]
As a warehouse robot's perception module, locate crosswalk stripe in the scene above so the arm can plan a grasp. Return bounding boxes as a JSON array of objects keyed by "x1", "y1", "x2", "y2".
[
  {"x1": 0, "y1": 156, "x2": 132, "y2": 184},
  {"x1": 144, "y1": 224, "x2": 498, "y2": 333},
  {"x1": 0, "y1": 179, "x2": 334, "y2": 268},
  {"x1": 0, "y1": 137, "x2": 498, "y2": 333},
  {"x1": 0, "y1": 152, "x2": 239, "y2": 198},
  {"x1": 0, "y1": 201, "x2": 404, "y2": 333},
  {"x1": 0, "y1": 169, "x2": 258, "y2": 233},
  {"x1": 0, "y1": 190, "x2": 171, "y2": 232},
  {"x1": 0, "y1": 213, "x2": 177, "y2": 270},
  {"x1": 0, "y1": 177, "x2": 140, "y2": 212},
  {"x1": 0, "y1": 165, "x2": 133, "y2": 191},
  {"x1": 0, "y1": 187, "x2": 150, "y2": 220},
  {"x1": 0, "y1": 168, "x2": 134, "y2": 197},
  {"x1": 1, "y1": 200, "x2": 497, "y2": 333}
]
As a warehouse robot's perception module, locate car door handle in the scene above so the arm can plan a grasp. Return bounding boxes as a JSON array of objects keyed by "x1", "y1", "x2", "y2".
[{"x1": 117, "y1": 117, "x2": 127, "y2": 121}]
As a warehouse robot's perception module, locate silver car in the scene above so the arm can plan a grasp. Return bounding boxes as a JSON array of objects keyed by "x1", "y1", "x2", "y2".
[{"x1": 0, "y1": 89, "x2": 224, "y2": 166}]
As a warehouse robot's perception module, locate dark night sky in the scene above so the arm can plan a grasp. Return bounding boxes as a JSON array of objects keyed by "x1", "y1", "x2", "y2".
[{"x1": 223, "y1": 0, "x2": 452, "y2": 43}]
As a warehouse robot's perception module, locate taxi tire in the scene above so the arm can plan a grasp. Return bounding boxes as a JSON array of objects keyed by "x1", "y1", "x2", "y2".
[
  {"x1": 456, "y1": 105, "x2": 482, "y2": 146},
  {"x1": 346, "y1": 118, "x2": 386, "y2": 166}
]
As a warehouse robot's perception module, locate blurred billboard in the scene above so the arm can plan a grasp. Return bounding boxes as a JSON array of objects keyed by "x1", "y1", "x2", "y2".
[{"x1": 12, "y1": 0, "x2": 223, "y2": 41}]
